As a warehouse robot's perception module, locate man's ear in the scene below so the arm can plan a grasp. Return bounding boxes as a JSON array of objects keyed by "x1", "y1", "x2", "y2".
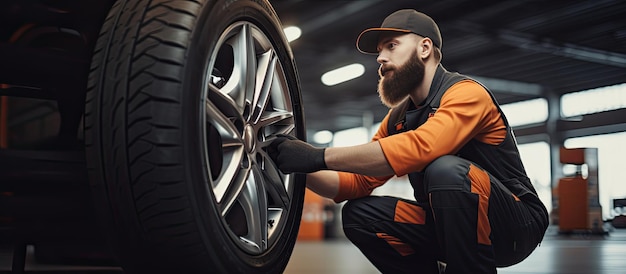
[{"x1": 419, "y1": 38, "x2": 433, "y2": 59}]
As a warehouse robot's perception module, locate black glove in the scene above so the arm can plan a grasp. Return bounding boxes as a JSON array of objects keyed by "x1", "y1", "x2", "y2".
[{"x1": 268, "y1": 134, "x2": 327, "y2": 173}]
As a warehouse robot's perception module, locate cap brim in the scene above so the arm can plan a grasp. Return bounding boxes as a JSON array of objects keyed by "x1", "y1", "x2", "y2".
[{"x1": 356, "y1": 28, "x2": 412, "y2": 54}]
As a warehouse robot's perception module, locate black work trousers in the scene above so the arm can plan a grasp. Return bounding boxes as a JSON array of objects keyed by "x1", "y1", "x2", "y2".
[{"x1": 342, "y1": 155, "x2": 548, "y2": 274}]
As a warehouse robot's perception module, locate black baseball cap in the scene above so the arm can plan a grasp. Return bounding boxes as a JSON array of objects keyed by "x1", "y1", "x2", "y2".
[{"x1": 357, "y1": 9, "x2": 442, "y2": 54}]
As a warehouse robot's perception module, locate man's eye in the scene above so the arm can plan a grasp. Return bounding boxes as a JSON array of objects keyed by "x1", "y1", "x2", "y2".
[{"x1": 388, "y1": 43, "x2": 397, "y2": 49}]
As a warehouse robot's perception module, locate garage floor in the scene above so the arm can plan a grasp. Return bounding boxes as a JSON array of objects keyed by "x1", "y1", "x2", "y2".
[
  {"x1": 1, "y1": 226, "x2": 625, "y2": 273},
  {"x1": 286, "y1": 226, "x2": 626, "y2": 274}
]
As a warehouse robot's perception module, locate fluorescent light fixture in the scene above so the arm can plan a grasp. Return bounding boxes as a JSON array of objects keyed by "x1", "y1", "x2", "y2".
[
  {"x1": 312, "y1": 130, "x2": 333, "y2": 144},
  {"x1": 321, "y1": 63, "x2": 365, "y2": 86},
  {"x1": 283, "y1": 26, "x2": 301, "y2": 42},
  {"x1": 333, "y1": 127, "x2": 369, "y2": 146}
]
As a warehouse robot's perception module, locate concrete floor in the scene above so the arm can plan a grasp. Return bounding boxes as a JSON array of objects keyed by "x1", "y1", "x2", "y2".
[
  {"x1": 285, "y1": 226, "x2": 626, "y2": 274},
  {"x1": 2, "y1": 226, "x2": 625, "y2": 273}
]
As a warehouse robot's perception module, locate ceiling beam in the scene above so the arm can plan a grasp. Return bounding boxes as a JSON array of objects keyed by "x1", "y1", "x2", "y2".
[
  {"x1": 497, "y1": 30, "x2": 626, "y2": 69},
  {"x1": 297, "y1": 0, "x2": 384, "y2": 33},
  {"x1": 448, "y1": 21, "x2": 626, "y2": 68},
  {"x1": 512, "y1": 108, "x2": 626, "y2": 141},
  {"x1": 469, "y1": 75, "x2": 543, "y2": 96}
]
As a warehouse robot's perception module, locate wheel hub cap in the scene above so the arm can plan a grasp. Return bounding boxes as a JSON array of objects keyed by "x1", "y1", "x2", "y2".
[{"x1": 243, "y1": 124, "x2": 255, "y2": 153}]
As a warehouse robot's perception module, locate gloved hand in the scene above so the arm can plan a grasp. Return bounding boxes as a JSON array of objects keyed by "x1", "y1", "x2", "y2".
[{"x1": 268, "y1": 134, "x2": 327, "y2": 173}]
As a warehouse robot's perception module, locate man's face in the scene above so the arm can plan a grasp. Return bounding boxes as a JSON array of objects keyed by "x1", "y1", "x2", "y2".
[{"x1": 376, "y1": 33, "x2": 425, "y2": 108}]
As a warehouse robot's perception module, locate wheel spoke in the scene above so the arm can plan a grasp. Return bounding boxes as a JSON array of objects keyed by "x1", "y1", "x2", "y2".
[
  {"x1": 218, "y1": 163, "x2": 250, "y2": 216},
  {"x1": 253, "y1": 53, "x2": 296, "y2": 137},
  {"x1": 220, "y1": 23, "x2": 257, "y2": 116},
  {"x1": 238, "y1": 167, "x2": 268, "y2": 252},
  {"x1": 250, "y1": 49, "x2": 276, "y2": 124},
  {"x1": 257, "y1": 111, "x2": 295, "y2": 137},
  {"x1": 204, "y1": 99, "x2": 241, "y2": 149},
  {"x1": 207, "y1": 82, "x2": 242, "y2": 118},
  {"x1": 205, "y1": 93, "x2": 246, "y2": 204},
  {"x1": 259, "y1": 146, "x2": 290, "y2": 208}
]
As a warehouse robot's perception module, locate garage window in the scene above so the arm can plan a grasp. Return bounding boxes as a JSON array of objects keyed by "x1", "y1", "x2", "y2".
[
  {"x1": 561, "y1": 83, "x2": 626, "y2": 117},
  {"x1": 500, "y1": 98, "x2": 548, "y2": 128}
]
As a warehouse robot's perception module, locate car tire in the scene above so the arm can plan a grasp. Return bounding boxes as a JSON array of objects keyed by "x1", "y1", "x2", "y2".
[{"x1": 84, "y1": 0, "x2": 306, "y2": 273}]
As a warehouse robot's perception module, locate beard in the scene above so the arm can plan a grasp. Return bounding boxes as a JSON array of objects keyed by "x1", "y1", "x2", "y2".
[{"x1": 377, "y1": 51, "x2": 425, "y2": 108}]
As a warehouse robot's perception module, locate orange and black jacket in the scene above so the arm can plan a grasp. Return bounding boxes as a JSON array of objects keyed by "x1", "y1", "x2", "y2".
[{"x1": 333, "y1": 64, "x2": 544, "y2": 211}]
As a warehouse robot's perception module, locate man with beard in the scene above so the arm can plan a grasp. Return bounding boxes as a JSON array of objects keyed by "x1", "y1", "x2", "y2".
[{"x1": 269, "y1": 9, "x2": 548, "y2": 274}]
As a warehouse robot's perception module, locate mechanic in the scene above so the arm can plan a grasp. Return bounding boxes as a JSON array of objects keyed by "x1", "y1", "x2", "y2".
[{"x1": 269, "y1": 9, "x2": 549, "y2": 274}]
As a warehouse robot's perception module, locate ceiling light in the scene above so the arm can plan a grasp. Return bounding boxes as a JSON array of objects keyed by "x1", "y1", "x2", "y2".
[
  {"x1": 283, "y1": 26, "x2": 301, "y2": 42},
  {"x1": 312, "y1": 130, "x2": 333, "y2": 144},
  {"x1": 321, "y1": 63, "x2": 365, "y2": 86}
]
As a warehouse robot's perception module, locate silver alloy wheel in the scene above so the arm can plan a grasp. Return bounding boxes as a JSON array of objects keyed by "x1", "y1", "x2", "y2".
[{"x1": 204, "y1": 21, "x2": 296, "y2": 255}]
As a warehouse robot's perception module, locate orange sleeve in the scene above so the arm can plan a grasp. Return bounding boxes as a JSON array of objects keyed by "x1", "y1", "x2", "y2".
[
  {"x1": 333, "y1": 172, "x2": 392, "y2": 203},
  {"x1": 333, "y1": 112, "x2": 394, "y2": 203},
  {"x1": 378, "y1": 80, "x2": 506, "y2": 176}
]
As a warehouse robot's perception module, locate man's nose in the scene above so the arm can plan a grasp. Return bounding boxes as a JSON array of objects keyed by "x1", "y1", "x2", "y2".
[{"x1": 376, "y1": 53, "x2": 388, "y2": 65}]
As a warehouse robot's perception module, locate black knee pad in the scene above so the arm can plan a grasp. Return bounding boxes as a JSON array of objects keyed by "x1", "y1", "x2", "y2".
[{"x1": 424, "y1": 155, "x2": 471, "y2": 192}]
